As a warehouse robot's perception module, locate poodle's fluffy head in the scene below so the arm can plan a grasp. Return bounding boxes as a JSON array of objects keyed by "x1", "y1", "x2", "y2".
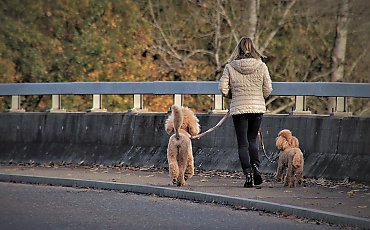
[
  {"x1": 276, "y1": 129, "x2": 299, "y2": 151},
  {"x1": 165, "y1": 106, "x2": 200, "y2": 136}
]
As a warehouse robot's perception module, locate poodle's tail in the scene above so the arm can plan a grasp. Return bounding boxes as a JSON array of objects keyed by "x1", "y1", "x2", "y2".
[{"x1": 172, "y1": 105, "x2": 183, "y2": 140}]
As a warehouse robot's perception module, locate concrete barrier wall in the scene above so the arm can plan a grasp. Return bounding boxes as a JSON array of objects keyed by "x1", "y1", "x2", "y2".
[{"x1": 0, "y1": 113, "x2": 369, "y2": 183}]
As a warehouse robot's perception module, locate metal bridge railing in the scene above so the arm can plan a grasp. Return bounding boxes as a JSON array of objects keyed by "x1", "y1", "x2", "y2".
[{"x1": 0, "y1": 81, "x2": 369, "y2": 115}]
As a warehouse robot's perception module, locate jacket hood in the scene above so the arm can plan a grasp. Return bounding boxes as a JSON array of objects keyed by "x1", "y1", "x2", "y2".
[{"x1": 229, "y1": 58, "x2": 264, "y2": 75}]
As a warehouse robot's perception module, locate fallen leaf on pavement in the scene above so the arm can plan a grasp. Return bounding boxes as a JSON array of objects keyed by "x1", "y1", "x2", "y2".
[{"x1": 347, "y1": 191, "x2": 354, "y2": 197}]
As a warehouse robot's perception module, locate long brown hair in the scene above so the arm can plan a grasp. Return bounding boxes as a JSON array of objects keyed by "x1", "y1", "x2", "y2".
[{"x1": 228, "y1": 37, "x2": 265, "y2": 62}]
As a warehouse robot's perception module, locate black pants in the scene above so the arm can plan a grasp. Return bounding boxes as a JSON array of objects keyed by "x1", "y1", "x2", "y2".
[{"x1": 232, "y1": 113, "x2": 263, "y2": 173}]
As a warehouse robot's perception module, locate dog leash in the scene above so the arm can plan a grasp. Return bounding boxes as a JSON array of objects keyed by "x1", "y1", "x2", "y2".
[
  {"x1": 191, "y1": 112, "x2": 279, "y2": 163},
  {"x1": 258, "y1": 129, "x2": 279, "y2": 163},
  {"x1": 191, "y1": 112, "x2": 230, "y2": 139}
]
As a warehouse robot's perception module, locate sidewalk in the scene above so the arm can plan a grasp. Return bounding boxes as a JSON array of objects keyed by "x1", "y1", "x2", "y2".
[{"x1": 0, "y1": 164, "x2": 369, "y2": 228}]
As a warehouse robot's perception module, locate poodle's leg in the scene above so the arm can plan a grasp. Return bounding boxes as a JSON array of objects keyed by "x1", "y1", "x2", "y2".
[
  {"x1": 283, "y1": 172, "x2": 288, "y2": 187},
  {"x1": 297, "y1": 158, "x2": 304, "y2": 185},
  {"x1": 275, "y1": 161, "x2": 284, "y2": 182},
  {"x1": 169, "y1": 161, "x2": 179, "y2": 185},
  {"x1": 184, "y1": 145, "x2": 194, "y2": 181},
  {"x1": 296, "y1": 165, "x2": 304, "y2": 185},
  {"x1": 286, "y1": 162, "x2": 295, "y2": 187},
  {"x1": 167, "y1": 141, "x2": 179, "y2": 185},
  {"x1": 292, "y1": 169, "x2": 297, "y2": 188},
  {"x1": 176, "y1": 140, "x2": 189, "y2": 186}
]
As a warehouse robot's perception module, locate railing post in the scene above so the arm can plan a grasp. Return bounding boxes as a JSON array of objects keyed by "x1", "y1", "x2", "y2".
[
  {"x1": 129, "y1": 94, "x2": 147, "y2": 112},
  {"x1": 89, "y1": 94, "x2": 107, "y2": 112},
  {"x1": 10, "y1": 95, "x2": 25, "y2": 112},
  {"x1": 337, "y1": 97, "x2": 346, "y2": 112},
  {"x1": 292, "y1": 96, "x2": 311, "y2": 115},
  {"x1": 49, "y1": 95, "x2": 66, "y2": 112},
  {"x1": 174, "y1": 94, "x2": 183, "y2": 106},
  {"x1": 211, "y1": 94, "x2": 228, "y2": 113},
  {"x1": 331, "y1": 96, "x2": 352, "y2": 116}
]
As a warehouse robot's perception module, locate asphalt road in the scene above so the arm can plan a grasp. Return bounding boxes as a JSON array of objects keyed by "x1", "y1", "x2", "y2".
[{"x1": 0, "y1": 182, "x2": 342, "y2": 230}]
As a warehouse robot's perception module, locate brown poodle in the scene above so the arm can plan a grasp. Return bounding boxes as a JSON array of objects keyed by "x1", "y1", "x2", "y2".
[
  {"x1": 165, "y1": 105, "x2": 200, "y2": 186},
  {"x1": 275, "y1": 129, "x2": 304, "y2": 188}
]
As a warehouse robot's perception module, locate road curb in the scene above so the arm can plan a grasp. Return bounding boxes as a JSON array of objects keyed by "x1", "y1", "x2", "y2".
[{"x1": 1, "y1": 173, "x2": 369, "y2": 229}]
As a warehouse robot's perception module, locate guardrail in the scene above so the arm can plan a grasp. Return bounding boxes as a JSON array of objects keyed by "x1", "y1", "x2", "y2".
[{"x1": 0, "y1": 81, "x2": 369, "y2": 114}]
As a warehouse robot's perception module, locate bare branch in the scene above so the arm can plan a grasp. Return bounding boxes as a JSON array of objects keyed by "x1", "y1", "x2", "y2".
[
  {"x1": 153, "y1": 45, "x2": 176, "y2": 69},
  {"x1": 148, "y1": 0, "x2": 182, "y2": 61},
  {"x1": 260, "y1": 0, "x2": 297, "y2": 53},
  {"x1": 345, "y1": 45, "x2": 369, "y2": 79},
  {"x1": 185, "y1": 49, "x2": 215, "y2": 59},
  {"x1": 214, "y1": 0, "x2": 222, "y2": 68},
  {"x1": 310, "y1": 70, "x2": 335, "y2": 82},
  {"x1": 218, "y1": 2, "x2": 239, "y2": 43},
  {"x1": 270, "y1": 100, "x2": 295, "y2": 114},
  {"x1": 266, "y1": 96, "x2": 279, "y2": 105}
]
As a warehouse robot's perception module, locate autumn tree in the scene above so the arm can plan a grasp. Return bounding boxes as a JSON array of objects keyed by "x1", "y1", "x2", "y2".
[
  {"x1": 142, "y1": 0, "x2": 369, "y2": 115},
  {"x1": 0, "y1": 0, "x2": 159, "y2": 112},
  {"x1": 1, "y1": 0, "x2": 369, "y2": 114}
]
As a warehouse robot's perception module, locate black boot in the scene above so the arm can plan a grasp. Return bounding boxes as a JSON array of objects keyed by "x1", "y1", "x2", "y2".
[
  {"x1": 244, "y1": 168, "x2": 253, "y2": 188},
  {"x1": 252, "y1": 164, "x2": 263, "y2": 185}
]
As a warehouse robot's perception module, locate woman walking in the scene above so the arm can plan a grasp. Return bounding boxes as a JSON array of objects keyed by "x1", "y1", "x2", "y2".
[{"x1": 219, "y1": 37, "x2": 272, "y2": 187}]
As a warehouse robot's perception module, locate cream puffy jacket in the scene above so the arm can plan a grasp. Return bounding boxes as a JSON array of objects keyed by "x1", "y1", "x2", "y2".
[{"x1": 219, "y1": 58, "x2": 272, "y2": 115}]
